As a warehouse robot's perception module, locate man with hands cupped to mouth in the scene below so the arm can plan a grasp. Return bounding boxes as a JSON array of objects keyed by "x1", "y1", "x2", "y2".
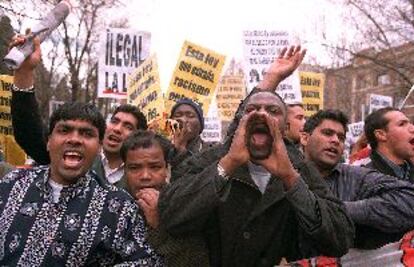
[{"x1": 158, "y1": 46, "x2": 354, "y2": 267}]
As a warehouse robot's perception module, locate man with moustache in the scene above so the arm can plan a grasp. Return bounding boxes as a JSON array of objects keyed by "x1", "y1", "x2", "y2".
[
  {"x1": 10, "y1": 34, "x2": 147, "y2": 186},
  {"x1": 301, "y1": 109, "x2": 414, "y2": 249},
  {"x1": 364, "y1": 107, "x2": 414, "y2": 182},
  {"x1": 157, "y1": 46, "x2": 358, "y2": 265}
]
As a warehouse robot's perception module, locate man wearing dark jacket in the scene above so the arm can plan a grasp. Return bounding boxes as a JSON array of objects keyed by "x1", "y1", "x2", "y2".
[
  {"x1": 301, "y1": 109, "x2": 414, "y2": 249},
  {"x1": 158, "y1": 46, "x2": 354, "y2": 267},
  {"x1": 168, "y1": 98, "x2": 215, "y2": 167},
  {"x1": 364, "y1": 107, "x2": 414, "y2": 182}
]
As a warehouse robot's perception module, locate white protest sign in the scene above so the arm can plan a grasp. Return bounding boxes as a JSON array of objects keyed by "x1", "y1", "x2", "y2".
[
  {"x1": 347, "y1": 121, "x2": 364, "y2": 144},
  {"x1": 98, "y1": 28, "x2": 151, "y2": 99},
  {"x1": 242, "y1": 30, "x2": 302, "y2": 103},
  {"x1": 201, "y1": 99, "x2": 222, "y2": 143},
  {"x1": 369, "y1": 94, "x2": 393, "y2": 114}
]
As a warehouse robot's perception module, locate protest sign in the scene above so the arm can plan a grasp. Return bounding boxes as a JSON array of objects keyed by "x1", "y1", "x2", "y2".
[
  {"x1": 216, "y1": 73, "x2": 245, "y2": 122},
  {"x1": 0, "y1": 75, "x2": 26, "y2": 165},
  {"x1": 165, "y1": 41, "x2": 226, "y2": 116},
  {"x1": 369, "y1": 94, "x2": 393, "y2": 114},
  {"x1": 127, "y1": 54, "x2": 164, "y2": 126},
  {"x1": 98, "y1": 28, "x2": 151, "y2": 99},
  {"x1": 242, "y1": 30, "x2": 302, "y2": 103},
  {"x1": 347, "y1": 121, "x2": 364, "y2": 143},
  {"x1": 300, "y1": 71, "x2": 325, "y2": 117},
  {"x1": 201, "y1": 99, "x2": 222, "y2": 142}
]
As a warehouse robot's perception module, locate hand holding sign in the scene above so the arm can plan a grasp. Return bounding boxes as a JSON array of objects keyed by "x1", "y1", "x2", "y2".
[{"x1": 257, "y1": 45, "x2": 306, "y2": 90}]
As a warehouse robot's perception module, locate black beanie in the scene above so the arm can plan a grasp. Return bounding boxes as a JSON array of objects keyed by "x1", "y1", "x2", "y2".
[{"x1": 170, "y1": 98, "x2": 205, "y2": 133}]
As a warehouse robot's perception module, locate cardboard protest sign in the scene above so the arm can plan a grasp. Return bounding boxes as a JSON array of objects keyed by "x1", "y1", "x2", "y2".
[
  {"x1": 300, "y1": 71, "x2": 325, "y2": 117},
  {"x1": 98, "y1": 28, "x2": 151, "y2": 99},
  {"x1": 369, "y1": 94, "x2": 393, "y2": 114},
  {"x1": 165, "y1": 41, "x2": 226, "y2": 116},
  {"x1": 0, "y1": 75, "x2": 26, "y2": 165},
  {"x1": 127, "y1": 54, "x2": 164, "y2": 127},
  {"x1": 242, "y1": 30, "x2": 302, "y2": 103},
  {"x1": 216, "y1": 72, "x2": 246, "y2": 122}
]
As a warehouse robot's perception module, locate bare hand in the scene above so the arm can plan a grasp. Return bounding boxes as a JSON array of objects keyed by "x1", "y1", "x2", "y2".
[
  {"x1": 171, "y1": 121, "x2": 192, "y2": 152},
  {"x1": 257, "y1": 45, "x2": 306, "y2": 90},
  {"x1": 136, "y1": 188, "x2": 160, "y2": 229},
  {"x1": 10, "y1": 29, "x2": 42, "y2": 88},
  {"x1": 219, "y1": 111, "x2": 256, "y2": 175},
  {"x1": 255, "y1": 114, "x2": 299, "y2": 189}
]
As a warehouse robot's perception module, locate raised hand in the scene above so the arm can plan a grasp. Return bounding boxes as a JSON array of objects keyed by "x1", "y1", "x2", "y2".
[
  {"x1": 10, "y1": 29, "x2": 42, "y2": 88},
  {"x1": 257, "y1": 45, "x2": 306, "y2": 90}
]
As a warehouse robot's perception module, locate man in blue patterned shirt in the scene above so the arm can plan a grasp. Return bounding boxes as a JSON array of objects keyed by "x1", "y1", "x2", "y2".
[{"x1": 0, "y1": 101, "x2": 163, "y2": 266}]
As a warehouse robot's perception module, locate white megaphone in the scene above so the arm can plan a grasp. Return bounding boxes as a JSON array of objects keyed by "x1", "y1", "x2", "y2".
[{"x1": 3, "y1": 0, "x2": 72, "y2": 70}]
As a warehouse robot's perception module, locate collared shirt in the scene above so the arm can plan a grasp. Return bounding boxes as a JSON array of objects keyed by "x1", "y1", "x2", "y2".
[
  {"x1": 0, "y1": 166, "x2": 163, "y2": 266},
  {"x1": 101, "y1": 151, "x2": 125, "y2": 184},
  {"x1": 377, "y1": 151, "x2": 411, "y2": 181},
  {"x1": 247, "y1": 161, "x2": 271, "y2": 194}
]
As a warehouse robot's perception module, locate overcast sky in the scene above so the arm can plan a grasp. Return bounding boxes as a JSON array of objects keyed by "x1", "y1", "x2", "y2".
[
  {"x1": 123, "y1": 0, "x2": 349, "y2": 88},
  {"x1": 8, "y1": 0, "x2": 351, "y2": 89}
]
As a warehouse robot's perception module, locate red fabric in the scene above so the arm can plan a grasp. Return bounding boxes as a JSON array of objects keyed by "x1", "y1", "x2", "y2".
[
  {"x1": 349, "y1": 147, "x2": 371, "y2": 164},
  {"x1": 400, "y1": 230, "x2": 414, "y2": 267},
  {"x1": 316, "y1": 256, "x2": 338, "y2": 267}
]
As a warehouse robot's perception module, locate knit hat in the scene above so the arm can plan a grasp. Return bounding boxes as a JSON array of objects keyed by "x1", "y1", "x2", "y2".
[{"x1": 170, "y1": 98, "x2": 204, "y2": 133}]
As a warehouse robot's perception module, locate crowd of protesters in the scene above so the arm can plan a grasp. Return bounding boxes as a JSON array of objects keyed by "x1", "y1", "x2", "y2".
[{"x1": 0, "y1": 33, "x2": 413, "y2": 267}]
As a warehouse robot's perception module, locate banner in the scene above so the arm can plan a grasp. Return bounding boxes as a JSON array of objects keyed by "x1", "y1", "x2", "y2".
[
  {"x1": 201, "y1": 100, "x2": 222, "y2": 142},
  {"x1": 98, "y1": 28, "x2": 151, "y2": 99},
  {"x1": 369, "y1": 94, "x2": 393, "y2": 114},
  {"x1": 0, "y1": 75, "x2": 26, "y2": 165},
  {"x1": 216, "y1": 74, "x2": 246, "y2": 122},
  {"x1": 165, "y1": 41, "x2": 226, "y2": 116},
  {"x1": 242, "y1": 30, "x2": 302, "y2": 103},
  {"x1": 300, "y1": 71, "x2": 325, "y2": 117},
  {"x1": 127, "y1": 54, "x2": 164, "y2": 126}
]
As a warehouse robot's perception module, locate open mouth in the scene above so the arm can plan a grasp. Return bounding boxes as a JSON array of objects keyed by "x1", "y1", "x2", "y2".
[
  {"x1": 409, "y1": 138, "x2": 414, "y2": 145},
  {"x1": 63, "y1": 151, "x2": 83, "y2": 168},
  {"x1": 248, "y1": 120, "x2": 271, "y2": 147},
  {"x1": 107, "y1": 134, "x2": 121, "y2": 144},
  {"x1": 323, "y1": 147, "x2": 339, "y2": 157}
]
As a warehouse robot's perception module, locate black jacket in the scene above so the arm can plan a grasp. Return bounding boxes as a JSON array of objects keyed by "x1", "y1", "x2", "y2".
[{"x1": 159, "y1": 142, "x2": 355, "y2": 267}]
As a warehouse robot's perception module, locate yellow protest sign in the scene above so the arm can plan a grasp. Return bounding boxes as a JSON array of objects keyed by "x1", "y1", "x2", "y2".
[
  {"x1": 216, "y1": 74, "x2": 246, "y2": 121},
  {"x1": 165, "y1": 41, "x2": 226, "y2": 115},
  {"x1": 0, "y1": 75, "x2": 26, "y2": 165},
  {"x1": 127, "y1": 54, "x2": 164, "y2": 125},
  {"x1": 300, "y1": 72, "x2": 325, "y2": 117}
]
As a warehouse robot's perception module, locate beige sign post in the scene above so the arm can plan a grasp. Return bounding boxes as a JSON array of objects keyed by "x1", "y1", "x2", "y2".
[
  {"x1": 165, "y1": 41, "x2": 226, "y2": 116},
  {"x1": 127, "y1": 54, "x2": 165, "y2": 129},
  {"x1": 216, "y1": 74, "x2": 246, "y2": 122},
  {"x1": 300, "y1": 71, "x2": 325, "y2": 117},
  {"x1": 0, "y1": 75, "x2": 26, "y2": 165}
]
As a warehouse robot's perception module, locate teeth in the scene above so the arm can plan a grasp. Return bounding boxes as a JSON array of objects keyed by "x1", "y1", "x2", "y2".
[{"x1": 64, "y1": 152, "x2": 81, "y2": 157}]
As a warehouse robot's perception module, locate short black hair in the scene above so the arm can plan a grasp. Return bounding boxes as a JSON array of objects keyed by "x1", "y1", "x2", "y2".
[
  {"x1": 120, "y1": 130, "x2": 172, "y2": 163},
  {"x1": 49, "y1": 102, "x2": 106, "y2": 141},
  {"x1": 287, "y1": 103, "x2": 303, "y2": 109},
  {"x1": 303, "y1": 109, "x2": 348, "y2": 134},
  {"x1": 112, "y1": 104, "x2": 148, "y2": 130},
  {"x1": 364, "y1": 107, "x2": 399, "y2": 150}
]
